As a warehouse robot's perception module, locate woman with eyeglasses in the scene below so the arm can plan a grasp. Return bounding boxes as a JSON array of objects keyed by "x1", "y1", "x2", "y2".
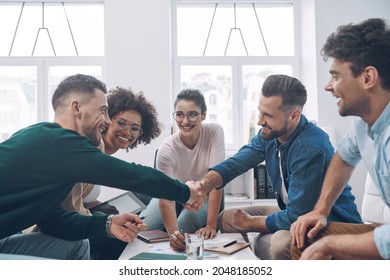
[
  {"x1": 140, "y1": 88, "x2": 225, "y2": 251},
  {"x1": 103, "y1": 86, "x2": 161, "y2": 154}
]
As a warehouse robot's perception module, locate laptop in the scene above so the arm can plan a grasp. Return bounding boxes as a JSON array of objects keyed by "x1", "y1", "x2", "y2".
[{"x1": 89, "y1": 191, "x2": 146, "y2": 215}]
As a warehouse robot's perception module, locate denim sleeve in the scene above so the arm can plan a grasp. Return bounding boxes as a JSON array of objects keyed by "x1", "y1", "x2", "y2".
[
  {"x1": 266, "y1": 147, "x2": 327, "y2": 232},
  {"x1": 211, "y1": 132, "x2": 265, "y2": 187},
  {"x1": 337, "y1": 118, "x2": 362, "y2": 166},
  {"x1": 374, "y1": 224, "x2": 390, "y2": 259}
]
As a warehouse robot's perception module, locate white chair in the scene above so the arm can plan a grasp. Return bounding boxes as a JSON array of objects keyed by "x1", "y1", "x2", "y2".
[{"x1": 361, "y1": 173, "x2": 390, "y2": 224}]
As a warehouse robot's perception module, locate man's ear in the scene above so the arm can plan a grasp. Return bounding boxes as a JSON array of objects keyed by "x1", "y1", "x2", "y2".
[
  {"x1": 71, "y1": 100, "x2": 81, "y2": 117},
  {"x1": 201, "y1": 112, "x2": 206, "y2": 121},
  {"x1": 290, "y1": 109, "x2": 301, "y2": 122},
  {"x1": 362, "y1": 66, "x2": 379, "y2": 89}
]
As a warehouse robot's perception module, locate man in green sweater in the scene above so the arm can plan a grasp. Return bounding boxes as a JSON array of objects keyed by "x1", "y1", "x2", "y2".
[{"x1": 0, "y1": 74, "x2": 205, "y2": 259}]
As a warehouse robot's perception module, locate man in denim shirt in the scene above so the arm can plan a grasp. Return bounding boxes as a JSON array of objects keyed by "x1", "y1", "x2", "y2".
[
  {"x1": 197, "y1": 74, "x2": 362, "y2": 259},
  {"x1": 290, "y1": 18, "x2": 390, "y2": 259}
]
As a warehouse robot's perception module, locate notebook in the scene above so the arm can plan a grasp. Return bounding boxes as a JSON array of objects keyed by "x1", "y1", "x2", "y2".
[
  {"x1": 137, "y1": 229, "x2": 170, "y2": 243},
  {"x1": 204, "y1": 241, "x2": 250, "y2": 255}
]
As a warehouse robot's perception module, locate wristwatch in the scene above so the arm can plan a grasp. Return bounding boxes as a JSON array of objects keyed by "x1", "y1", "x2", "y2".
[{"x1": 105, "y1": 214, "x2": 116, "y2": 238}]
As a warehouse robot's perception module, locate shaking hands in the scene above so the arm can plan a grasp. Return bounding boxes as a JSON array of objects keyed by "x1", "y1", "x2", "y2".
[
  {"x1": 184, "y1": 171, "x2": 223, "y2": 211},
  {"x1": 184, "y1": 181, "x2": 207, "y2": 211}
]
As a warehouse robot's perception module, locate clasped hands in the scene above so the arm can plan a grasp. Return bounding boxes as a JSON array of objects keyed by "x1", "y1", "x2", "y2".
[{"x1": 183, "y1": 180, "x2": 208, "y2": 212}]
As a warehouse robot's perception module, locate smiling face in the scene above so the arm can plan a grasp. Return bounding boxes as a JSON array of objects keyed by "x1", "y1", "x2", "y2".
[
  {"x1": 77, "y1": 89, "x2": 111, "y2": 147},
  {"x1": 103, "y1": 109, "x2": 142, "y2": 154},
  {"x1": 324, "y1": 59, "x2": 370, "y2": 118},
  {"x1": 174, "y1": 100, "x2": 205, "y2": 140},
  {"x1": 257, "y1": 95, "x2": 297, "y2": 143}
]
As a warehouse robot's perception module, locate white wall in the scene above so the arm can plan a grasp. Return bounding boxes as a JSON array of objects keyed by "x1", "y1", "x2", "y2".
[
  {"x1": 104, "y1": 0, "x2": 390, "y2": 213},
  {"x1": 104, "y1": 0, "x2": 172, "y2": 166}
]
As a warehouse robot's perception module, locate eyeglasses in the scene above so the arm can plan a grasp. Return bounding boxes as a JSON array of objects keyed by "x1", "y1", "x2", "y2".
[
  {"x1": 172, "y1": 111, "x2": 201, "y2": 122},
  {"x1": 115, "y1": 119, "x2": 143, "y2": 136}
]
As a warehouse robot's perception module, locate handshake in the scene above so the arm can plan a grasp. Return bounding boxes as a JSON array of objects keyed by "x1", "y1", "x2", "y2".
[
  {"x1": 184, "y1": 181, "x2": 209, "y2": 211},
  {"x1": 183, "y1": 170, "x2": 222, "y2": 211}
]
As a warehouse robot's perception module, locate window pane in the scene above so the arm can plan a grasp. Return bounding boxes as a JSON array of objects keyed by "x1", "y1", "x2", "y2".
[
  {"x1": 0, "y1": 3, "x2": 104, "y2": 56},
  {"x1": 177, "y1": 3, "x2": 294, "y2": 56},
  {"x1": 0, "y1": 66, "x2": 37, "y2": 142},
  {"x1": 47, "y1": 66, "x2": 102, "y2": 120},
  {"x1": 180, "y1": 65, "x2": 234, "y2": 144},
  {"x1": 242, "y1": 65, "x2": 293, "y2": 143}
]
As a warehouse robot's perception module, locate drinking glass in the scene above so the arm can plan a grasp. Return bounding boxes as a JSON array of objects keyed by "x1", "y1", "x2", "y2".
[{"x1": 185, "y1": 234, "x2": 204, "y2": 260}]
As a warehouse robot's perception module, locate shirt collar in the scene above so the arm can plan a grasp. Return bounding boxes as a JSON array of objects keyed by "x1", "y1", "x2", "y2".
[
  {"x1": 277, "y1": 114, "x2": 308, "y2": 151},
  {"x1": 368, "y1": 101, "x2": 390, "y2": 139}
]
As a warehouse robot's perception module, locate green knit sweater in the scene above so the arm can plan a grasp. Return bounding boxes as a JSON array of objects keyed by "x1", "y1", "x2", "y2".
[{"x1": 0, "y1": 122, "x2": 190, "y2": 240}]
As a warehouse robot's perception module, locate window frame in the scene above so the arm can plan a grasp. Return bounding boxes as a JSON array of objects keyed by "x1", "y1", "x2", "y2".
[
  {"x1": 171, "y1": 0, "x2": 301, "y2": 151},
  {"x1": 0, "y1": 56, "x2": 104, "y2": 123},
  {"x1": 0, "y1": 0, "x2": 105, "y2": 131}
]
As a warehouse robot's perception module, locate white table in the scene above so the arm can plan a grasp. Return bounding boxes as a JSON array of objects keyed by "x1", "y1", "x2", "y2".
[{"x1": 119, "y1": 233, "x2": 257, "y2": 260}]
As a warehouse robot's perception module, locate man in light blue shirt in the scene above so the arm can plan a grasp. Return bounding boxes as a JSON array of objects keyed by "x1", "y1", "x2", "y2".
[{"x1": 290, "y1": 18, "x2": 390, "y2": 259}]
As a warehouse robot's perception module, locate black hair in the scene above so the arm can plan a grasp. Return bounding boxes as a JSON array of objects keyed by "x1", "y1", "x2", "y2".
[
  {"x1": 321, "y1": 18, "x2": 390, "y2": 90},
  {"x1": 174, "y1": 88, "x2": 207, "y2": 113},
  {"x1": 261, "y1": 74, "x2": 307, "y2": 111},
  {"x1": 52, "y1": 73, "x2": 107, "y2": 110}
]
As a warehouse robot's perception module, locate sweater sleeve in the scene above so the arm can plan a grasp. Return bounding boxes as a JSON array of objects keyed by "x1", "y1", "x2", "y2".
[
  {"x1": 53, "y1": 130, "x2": 190, "y2": 204},
  {"x1": 37, "y1": 206, "x2": 107, "y2": 240}
]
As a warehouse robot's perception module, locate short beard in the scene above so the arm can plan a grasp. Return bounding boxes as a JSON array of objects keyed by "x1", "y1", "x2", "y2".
[
  {"x1": 261, "y1": 125, "x2": 288, "y2": 141},
  {"x1": 339, "y1": 96, "x2": 370, "y2": 117}
]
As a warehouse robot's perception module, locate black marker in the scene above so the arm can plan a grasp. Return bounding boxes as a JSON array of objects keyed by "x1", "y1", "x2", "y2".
[{"x1": 223, "y1": 240, "x2": 237, "y2": 248}]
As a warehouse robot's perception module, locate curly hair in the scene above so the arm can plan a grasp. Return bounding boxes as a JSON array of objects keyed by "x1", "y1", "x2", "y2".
[
  {"x1": 321, "y1": 18, "x2": 390, "y2": 91},
  {"x1": 106, "y1": 87, "x2": 163, "y2": 150}
]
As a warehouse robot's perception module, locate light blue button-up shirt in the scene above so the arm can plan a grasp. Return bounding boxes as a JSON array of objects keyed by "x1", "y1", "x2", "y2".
[{"x1": 338, "y1": 102, "x2": 390, "y2": 259}]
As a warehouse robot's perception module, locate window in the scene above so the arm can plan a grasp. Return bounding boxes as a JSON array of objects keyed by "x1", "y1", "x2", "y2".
[
  {"x1": 0, "y1": 1, "x2": 104, "y2": 56},
  {"x1": 172, "y1": 1, "x2": 299, "y2": 150},
  {"x1": 209, "y1": 94, "x2": 217, "y2": 106},
  {"x1": 0, "y1": 1, "x2": 104, "y2": 143},
  {"x1": 0, "y1": 66, "x2": 37, "y2": 140}
]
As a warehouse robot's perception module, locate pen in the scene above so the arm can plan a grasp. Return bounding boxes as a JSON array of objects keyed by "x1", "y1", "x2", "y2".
[
  {"x1": 223, "y1": 240, "x2": 237, "y2": 248},
  {"x1": 125, "y1": 215, "x2": 146, "y2": 227}
]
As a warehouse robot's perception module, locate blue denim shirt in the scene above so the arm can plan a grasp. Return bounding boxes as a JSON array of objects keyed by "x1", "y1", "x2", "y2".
[
  {"x1": 211, "y1": 115, "x2": 362, "y2": 233},
  {"x1": 338, "y1": 102, "x2": 390, "y2": 259}
]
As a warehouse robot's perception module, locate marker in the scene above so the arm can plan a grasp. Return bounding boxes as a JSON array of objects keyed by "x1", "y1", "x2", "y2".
[{"x1": 223, "y1": 240, "x2": 237, "y2": 248}]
